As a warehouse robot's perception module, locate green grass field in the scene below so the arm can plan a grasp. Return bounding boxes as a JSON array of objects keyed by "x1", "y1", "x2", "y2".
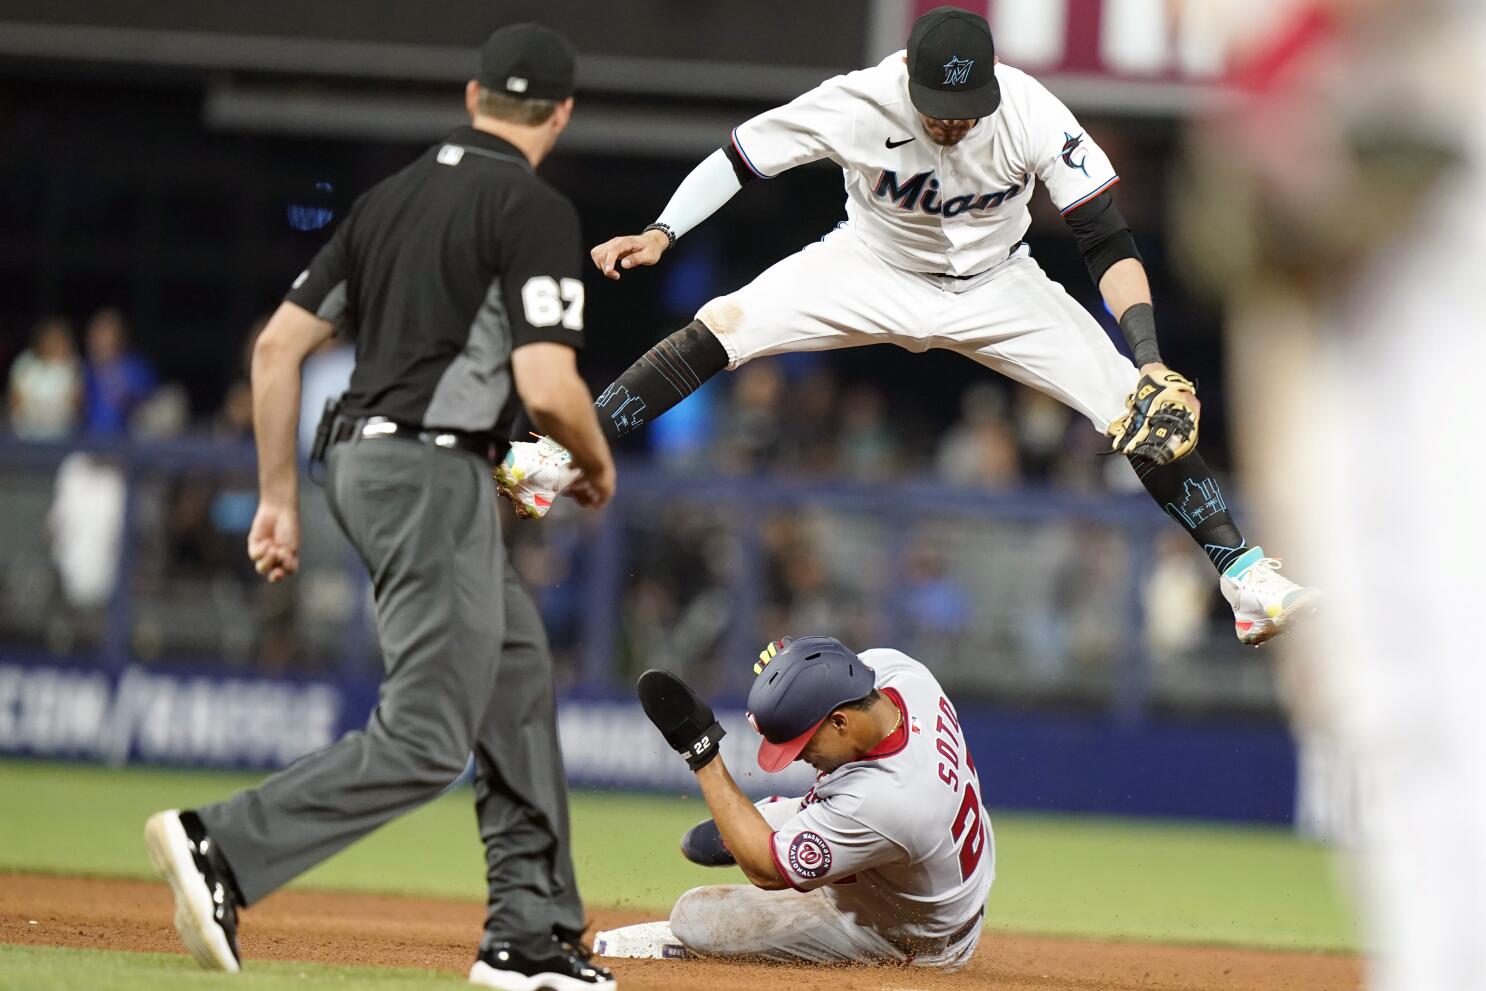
[{"x1": 0, "y1": 760, "x2": 1359, "y2": 989}]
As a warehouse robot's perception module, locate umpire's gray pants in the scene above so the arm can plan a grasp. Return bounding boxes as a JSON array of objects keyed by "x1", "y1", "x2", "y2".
[{"x1": 198, "y1": 437, "x2": 585, "y2": 946}]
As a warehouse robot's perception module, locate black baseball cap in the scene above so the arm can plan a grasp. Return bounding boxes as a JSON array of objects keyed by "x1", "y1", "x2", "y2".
[
  {"x1": 746, "y1": 636, "x2": 875, "y2": 773},
  {"x1": 478, "y1": 23, "x2": 577, "y2": 102},
  {"x1": 907, "y1": 6, "x2": 1001, "y2": 120}
]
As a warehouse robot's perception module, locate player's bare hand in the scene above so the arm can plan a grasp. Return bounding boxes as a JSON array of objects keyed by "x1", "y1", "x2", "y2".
[
  {"x1": 591, "y1": 230, "x2": 669, "y2": 281},
  {"x1": 247, "y1": 501, "x2": 300, "y2": 583},
  {"x1": 567, "y1": 457, "x2": 616, "y2": 510},
  {"x1": 1138, "y1": 362, "x2": 1201, "y2": 416}
]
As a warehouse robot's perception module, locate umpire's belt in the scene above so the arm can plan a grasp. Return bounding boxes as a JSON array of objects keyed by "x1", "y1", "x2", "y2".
[{"x1": 330, "y1": 415, "x2": 499, "y2": 462}]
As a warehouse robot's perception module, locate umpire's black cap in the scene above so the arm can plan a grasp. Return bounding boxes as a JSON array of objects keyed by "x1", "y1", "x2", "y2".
[
  {"x1": 746, "y1": 636, "x2": 875, "y2": 773},
  {"x1": 907, "y1": 6, "x2": 1001, "y2": 119},
  {"x1": 479, "y1": 23, "x2": 577, "y2": 101}
]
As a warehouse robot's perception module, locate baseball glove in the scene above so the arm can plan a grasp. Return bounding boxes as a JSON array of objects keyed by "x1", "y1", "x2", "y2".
[{"x1": 1105, "y1": 370, "x2": 1199, "y2": 464}]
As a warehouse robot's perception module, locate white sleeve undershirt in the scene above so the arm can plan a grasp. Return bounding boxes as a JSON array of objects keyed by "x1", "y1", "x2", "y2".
[{"x1": 653, "y1": 149, "x2": 743, "y2": 240}]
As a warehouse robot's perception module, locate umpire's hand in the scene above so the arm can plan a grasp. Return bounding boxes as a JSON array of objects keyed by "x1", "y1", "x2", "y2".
[
  {"x1": 591, "y1": 229, "x2": 670, "y2": 280},
  {"x1": 248, "y1": 501, "x2": 300, "y2": 583},
  {"x1": 566, "y1": 455, "x2": 616, "y2": 510}
]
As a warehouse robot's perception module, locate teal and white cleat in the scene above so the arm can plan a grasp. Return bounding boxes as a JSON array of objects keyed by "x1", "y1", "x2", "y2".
[
  {"x1": 493, "y1": 436, "x2": 580, "y2": 520},
  {"x1": 1219, "y1": 548, "x2": 1321, "y2": 646}
]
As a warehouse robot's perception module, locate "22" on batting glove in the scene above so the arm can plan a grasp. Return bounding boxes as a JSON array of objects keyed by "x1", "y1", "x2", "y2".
[{"x1": 637, "y1": 669, "x2": 726, "y2": 772}]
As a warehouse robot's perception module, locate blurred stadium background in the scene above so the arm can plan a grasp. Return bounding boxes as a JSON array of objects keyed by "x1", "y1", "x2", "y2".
[{"x1": 0, "y1": 4, "x2": 1363, "y2": 982}]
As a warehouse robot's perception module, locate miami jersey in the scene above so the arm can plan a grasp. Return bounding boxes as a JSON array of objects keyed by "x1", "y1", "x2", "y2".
[
  {"x1": 767, "y1": 649, "x2": 995, "y2": 945},
  {"x1": 730, "y1": 53, "x2": 1117, "y2": 276}
]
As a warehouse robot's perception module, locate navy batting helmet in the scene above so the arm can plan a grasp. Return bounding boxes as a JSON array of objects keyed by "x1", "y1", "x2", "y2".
[{"x1": 746, "y1": 636, "x2": 876, "y2": 772}]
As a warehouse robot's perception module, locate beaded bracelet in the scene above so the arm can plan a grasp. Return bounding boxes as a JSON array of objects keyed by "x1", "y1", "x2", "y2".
[{"x1": 642, "y1": 222, "x2": 677, "y2": 248}]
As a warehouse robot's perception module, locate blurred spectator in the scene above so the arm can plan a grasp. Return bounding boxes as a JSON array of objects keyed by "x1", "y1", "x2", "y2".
[
  {"x1": 131, "y1": 384, "x2": 190, "y2": 439},
  {"x1": 935, "y1": 384, "x2": 1022, "y2": 489},
  {"x1": 618, "y1": 506, "x2": 734, "y2": 692},
  {"x1": 48, "y1": 452, "x2": 126, "y2": 609},
  {"x1": 1142, "y1": 531, "x2": 1212, "y2": 657},
  {"x1": 761, "y1": 515, "x2": 873, "y2": 646},
  {"x1": 777, "y1": 365, "x2": 840, "y2": 475},
  {"x1": 900, "y1": 546, "x2": 971, "y2": 638},
  {"x1": 7, "y1": 316, "x2": 81, "y2": 440},
  {"x1": 714, "y1": 362, "x2": 785, "y2": 473},
  {"x1": 836, "y1": 383, "x2": 897, "y2": 480},
  {"x1": 1013, "y1": 387, "x2": 1074, "y2": 481},
  {"x1": 81, "y1": 307, "x2": 157, "y2": 436},
  {"x1": 216, "y1": 382, "x2": 254, "y2": 441}
]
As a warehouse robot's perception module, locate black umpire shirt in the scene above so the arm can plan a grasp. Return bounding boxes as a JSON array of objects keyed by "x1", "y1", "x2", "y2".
[{"x1": 285, "y1": 126, "x2": 585, "y2": 439}]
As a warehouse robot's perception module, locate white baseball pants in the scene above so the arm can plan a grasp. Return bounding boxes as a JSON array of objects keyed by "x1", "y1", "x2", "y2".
[
  {"x1": 696, "y1": 227, "x2": 1139, "y2": 432},
  {"x1": 665, "y1": 796, "x2": 981, "y2": 971},
  {"x1": 667, "y1": 883, "x2": 980, "y2": 971}
]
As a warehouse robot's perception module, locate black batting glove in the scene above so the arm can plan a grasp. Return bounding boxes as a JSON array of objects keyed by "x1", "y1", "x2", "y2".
[{"x1": 637, "y1": 669, "x2": 726, "y2": 772}]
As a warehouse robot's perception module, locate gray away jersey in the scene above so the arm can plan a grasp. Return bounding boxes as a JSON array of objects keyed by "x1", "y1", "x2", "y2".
[{"x1": 766, "y1": 650, "x2": 995, "y2": 944}]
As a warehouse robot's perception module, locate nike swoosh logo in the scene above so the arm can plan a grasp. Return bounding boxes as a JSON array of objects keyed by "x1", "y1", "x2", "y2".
[{"x1": 885, "y1": 136, "x2": 916, "y2": 149}]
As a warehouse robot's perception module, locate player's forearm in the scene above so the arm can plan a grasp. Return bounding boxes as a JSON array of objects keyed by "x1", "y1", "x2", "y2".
[
  {"x1": 251, "y1": 364, "x2": 300, "y2": 506},
  {"x1": 652, "y1": 149, "x2": 743, "y2": 241},
  {"x1": 1098, "y1": 257, "x2": 1151, "y2": 321},
  {"x1": 251, "y1": 305, "x2": 329, "y2": 505},
  {"x1": 694, "y1": 759, "x2": 788, "y2": 890},
  {"x1": 523, "y1": 376, "x2": 612, "y2": 476},
  {"x1": 1100, "y1": 258, "x2": 1163, "y2": 368}
]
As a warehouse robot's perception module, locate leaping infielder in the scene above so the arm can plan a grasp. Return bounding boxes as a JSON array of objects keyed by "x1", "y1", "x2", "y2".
[{"x1": 499, "y1": 6, "x2": 1317, "y2": 645}]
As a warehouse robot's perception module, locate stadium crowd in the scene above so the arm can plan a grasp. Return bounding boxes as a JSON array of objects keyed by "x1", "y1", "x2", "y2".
[{"x1": 2, "y1": 307, "x2": 1228, "y2": 703}]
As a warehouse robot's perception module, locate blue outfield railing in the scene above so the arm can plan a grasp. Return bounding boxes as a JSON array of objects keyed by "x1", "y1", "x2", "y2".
[
  {"x1": 0, "y1": 436, "x2": 1301, "y2": 823},
  {"x1": 0, "y1": 435, "x2": 1170, "y2": 720}
]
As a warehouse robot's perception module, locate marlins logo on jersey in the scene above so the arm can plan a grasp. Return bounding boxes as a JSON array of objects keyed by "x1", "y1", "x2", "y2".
[{"x1": 1060, "y1": 133, "x2": 1089, "y2": 176}]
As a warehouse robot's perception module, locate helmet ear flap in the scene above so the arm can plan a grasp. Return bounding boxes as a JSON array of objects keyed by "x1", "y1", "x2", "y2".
[{"x1": 754, "y1": 636, "x2": 796, "y2": 675}]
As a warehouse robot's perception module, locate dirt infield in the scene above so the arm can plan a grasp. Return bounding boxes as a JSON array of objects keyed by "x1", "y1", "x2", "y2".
[{"x1": 0, "y1": 872, "x2": 1360, "y2": 990}]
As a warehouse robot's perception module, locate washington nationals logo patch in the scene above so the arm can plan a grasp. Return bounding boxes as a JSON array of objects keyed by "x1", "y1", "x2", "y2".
[{"x1": 787, "y1": 831, "x2": 832, "y2": 879}]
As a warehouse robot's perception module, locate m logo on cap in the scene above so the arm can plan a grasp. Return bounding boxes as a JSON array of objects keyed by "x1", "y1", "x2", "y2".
[
  {"x1": 506, "y1": 76, "x2": 529, "y2": 93},
  {"x1": 942, "y1": 56, "x2": 974, "y2": 86}
]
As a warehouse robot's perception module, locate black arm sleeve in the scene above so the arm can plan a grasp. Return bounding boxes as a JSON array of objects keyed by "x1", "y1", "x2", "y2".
[
  {"x1": 722, "y1": 143, "x2": 762, "y2": 186},
  {"x1": 1062, "y1": 190, "x2": 1141, "y2": 287}
]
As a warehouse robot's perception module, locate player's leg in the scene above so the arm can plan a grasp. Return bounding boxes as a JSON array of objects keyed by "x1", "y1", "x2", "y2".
[
  {"x1": 470, "y1": 567, "x2": 585, "y2": 952},
  {"x1": 466, "y1": 568, "x2": 615, "y2": 987},
  {"x1": 190, "y1": 441, "x2": 505, "y2": 903},
  {"x1": 497, "y1": 229, "x2": 930, "y2": 516},
  {"x1": 667, "y1": 884, "x2": 905, "y2": 965},
  {"x1": 600, "y1": 229, "x2": 929, "y2": 439},
  {"x1": 943, "y1": 253, "x2": 1316, "y2": 644}
]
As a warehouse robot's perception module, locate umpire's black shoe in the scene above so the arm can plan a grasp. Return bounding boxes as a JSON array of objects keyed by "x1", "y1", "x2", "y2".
[
  {"x1": 144, "y1": 809, "x2": 243, "y2": 972},
  {"x1": 679, "y1": 818, "x2": 736, "y2": 867},
  {"x1": 469, "y1": 932, "x2": 617, "y2": 990}
]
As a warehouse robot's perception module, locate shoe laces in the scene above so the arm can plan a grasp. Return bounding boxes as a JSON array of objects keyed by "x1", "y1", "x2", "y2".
[
  {"x1": 1241, "y1": 557, "x2": 1289, "y2": 588},
  {"x1": 531, "y1": 434, "x2": 571, "y2": 462}
]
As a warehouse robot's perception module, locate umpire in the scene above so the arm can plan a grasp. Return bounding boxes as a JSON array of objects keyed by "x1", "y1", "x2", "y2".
[{"x1": 144, "y1": 24, "x2": 618, "y2": 990}]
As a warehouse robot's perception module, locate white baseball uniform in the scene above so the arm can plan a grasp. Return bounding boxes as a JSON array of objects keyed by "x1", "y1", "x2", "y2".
[
  {"x1": 1232, "y1": 7, "x2": 1486, "y2": 989},
  {"x1": 667, "y1": 649, "x2": 995, "y2": 970},
  {"x1": 690, "y1": 53, "x2": 1138, "y2": 431}
]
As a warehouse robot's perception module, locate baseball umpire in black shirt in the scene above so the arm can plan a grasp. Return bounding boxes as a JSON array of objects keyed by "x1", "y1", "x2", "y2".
[{"x1": 145, "y1": 24, "x2": 617, "y2": 989}]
